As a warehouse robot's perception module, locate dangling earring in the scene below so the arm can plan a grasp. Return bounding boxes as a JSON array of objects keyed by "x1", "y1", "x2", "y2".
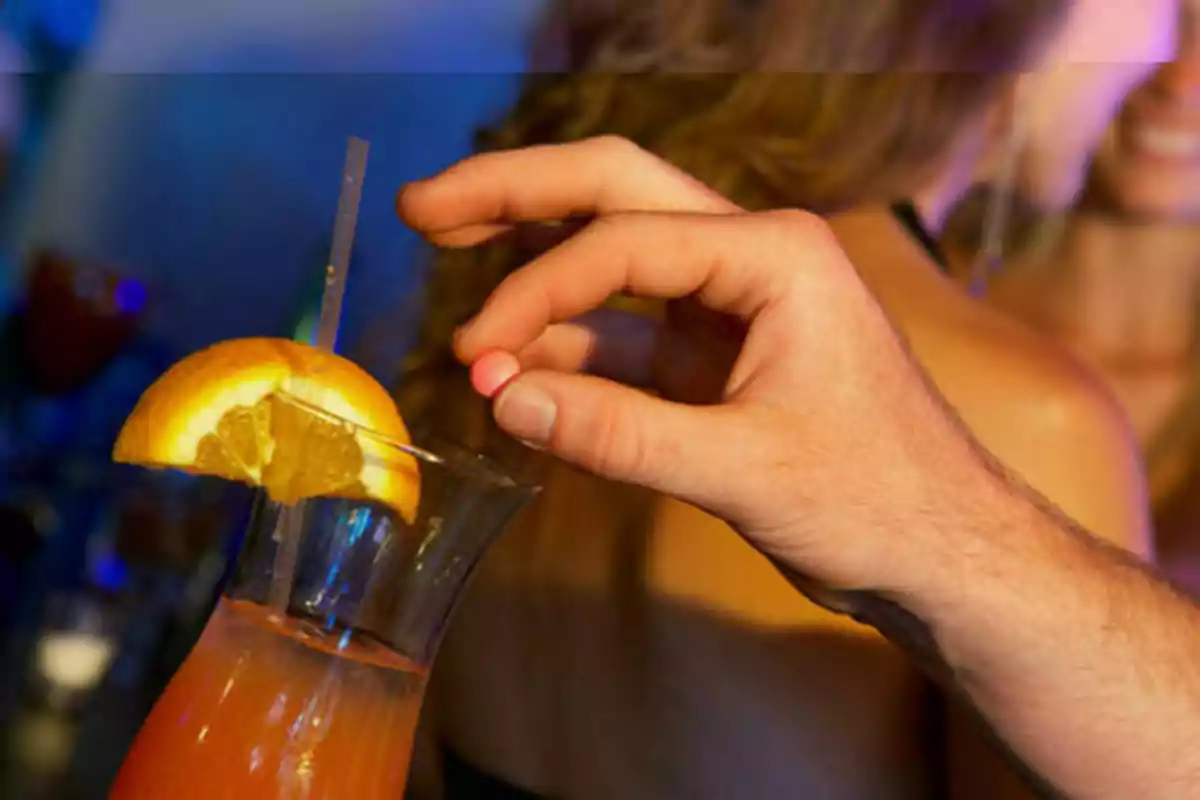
[{"x1": 970, "y1": 93, "x2": 1028, "y2": 298}]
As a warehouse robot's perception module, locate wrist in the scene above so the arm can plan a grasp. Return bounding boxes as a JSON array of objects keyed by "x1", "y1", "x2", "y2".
[
  {"x1": 770, "y1": 441, "x2": 1042, "y2": 641},
  {"x1": 877, "y1": 451, "x2": 1099, "y2": 679}
]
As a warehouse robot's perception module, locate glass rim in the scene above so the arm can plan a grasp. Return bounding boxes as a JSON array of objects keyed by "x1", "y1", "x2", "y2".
[{"x1": 275, "y1": 390, "x2": 540, "y2": 494}]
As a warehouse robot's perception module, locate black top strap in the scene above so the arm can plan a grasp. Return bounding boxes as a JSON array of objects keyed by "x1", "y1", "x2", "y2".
[{"x1": 892, "y1": 201, "x2": 950, "y2": 275}]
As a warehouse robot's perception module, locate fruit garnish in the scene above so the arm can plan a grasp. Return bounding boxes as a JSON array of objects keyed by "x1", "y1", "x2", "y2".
[{"x1": 113, "y1": 337, "x2": 420, "y2": 522}]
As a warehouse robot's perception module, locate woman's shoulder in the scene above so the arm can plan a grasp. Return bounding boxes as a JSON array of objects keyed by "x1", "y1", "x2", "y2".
[{"x1": 911, "y1": 296, "x2": 1151, "y2": 554}]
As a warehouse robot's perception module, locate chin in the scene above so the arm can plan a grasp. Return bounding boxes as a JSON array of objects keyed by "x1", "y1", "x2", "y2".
[
  {"x1": 1114, "y1": 197, "x2": 1200, "y2": 224},
  {"x1": 1083, "y1": 169, "x2": 1200, "y2": 222},
  {"x1": 1017, "y1": 156, "x2": 1088, "y2": 215}
]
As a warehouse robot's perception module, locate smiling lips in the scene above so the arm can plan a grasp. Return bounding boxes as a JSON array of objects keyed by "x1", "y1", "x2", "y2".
[
  {"x1": 1119, "y1": 109, "x2": 1200, "y2": 165},
  {"x1": 1127, "y1": 124, "x2": 1200, "y2": 158}
]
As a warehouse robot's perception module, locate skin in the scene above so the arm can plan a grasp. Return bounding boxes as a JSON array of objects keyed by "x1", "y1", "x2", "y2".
[
  {"x1": 403, "y1": 3, "x2": 1176, "y2": 797},
  {"x1": 988, "y1": 1, "x2": 1200, "y2": 592},
  {"x1": 400, "y1": 139, "x2": 1200, "y2": 799}
]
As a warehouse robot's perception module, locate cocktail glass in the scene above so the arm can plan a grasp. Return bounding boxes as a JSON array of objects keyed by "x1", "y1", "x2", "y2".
[{"x1": 108, "y1": 412, "x2": 536, "y2": 797}]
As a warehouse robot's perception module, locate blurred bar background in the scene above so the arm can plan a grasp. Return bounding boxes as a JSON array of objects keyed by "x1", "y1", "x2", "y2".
[{"x1": 0, "y1": 1, "x2": 543, "y2": 795}]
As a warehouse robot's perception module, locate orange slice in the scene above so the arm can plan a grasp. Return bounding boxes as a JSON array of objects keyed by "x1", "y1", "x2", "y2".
[{"x1": 113, "y1": 337, "x2": 420, "y2": 522}]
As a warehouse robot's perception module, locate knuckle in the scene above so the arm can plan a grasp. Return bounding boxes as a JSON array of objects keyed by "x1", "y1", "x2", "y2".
[
  {"x1": 584, "y1": 396, "x2": 659, "y2": 482},
  {"x1": 587, "y1": 134, "x2": 646, "y2": 163},
  {"x1": 758, "y1": 208, "x2": 836, "y2": 245},
  {"x1": 750, "y1": 208, "x2": 848, "y2": 290}
]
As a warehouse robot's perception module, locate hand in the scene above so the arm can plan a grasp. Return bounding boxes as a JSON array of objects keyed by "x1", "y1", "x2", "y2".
[
  {"x1": 399, "y1": 136, "x2": 747, "y2": 408},
  {"x1": 398, "y1": 137, "x2": 989, "y2": 595}
]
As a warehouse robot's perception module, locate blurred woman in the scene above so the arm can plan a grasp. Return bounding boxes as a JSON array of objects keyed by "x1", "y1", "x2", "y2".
[
  {"x1": 399, "y1": 1, "x2": 1173, "y2": 797},
  {"x1": 980, "y1": 2, "x2": 1200, "y2": 593}
]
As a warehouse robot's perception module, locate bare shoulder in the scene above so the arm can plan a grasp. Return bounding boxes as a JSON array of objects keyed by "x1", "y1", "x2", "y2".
[
  {"x1": 908, "y1": 299, "x2": 1152, "y2": 557},
  {"x1": 828, "y1": 207, "x2": 1149, "y2": 556}
]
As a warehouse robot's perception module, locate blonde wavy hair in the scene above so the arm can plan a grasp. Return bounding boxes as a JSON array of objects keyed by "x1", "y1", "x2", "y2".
[{"x1": 397, "y1": 0, "x2": 1071, "y2": 439}]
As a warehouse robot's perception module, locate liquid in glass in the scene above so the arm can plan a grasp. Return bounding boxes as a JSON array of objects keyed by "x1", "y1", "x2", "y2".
[{"x1": 109, "y1": 435, "x2": 534, "y2": 798}]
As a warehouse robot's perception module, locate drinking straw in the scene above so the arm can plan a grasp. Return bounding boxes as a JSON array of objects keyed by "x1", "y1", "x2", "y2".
[{"x1": 268, "y1": 137, "x2": 371, "y2": 616}]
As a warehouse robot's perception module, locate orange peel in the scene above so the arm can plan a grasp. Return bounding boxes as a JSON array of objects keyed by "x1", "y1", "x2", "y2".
[{"x1": 113, "y1": 337, "x2": 420, "y2": 522}]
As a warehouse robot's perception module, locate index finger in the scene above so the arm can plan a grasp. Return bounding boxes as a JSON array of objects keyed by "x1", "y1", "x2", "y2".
[
  {"x1": 397, "y1": 136, "x2": 740, "y2": 248},
  {"x1": 454, "y1": 209, "x2": 835, "y2": 362}
]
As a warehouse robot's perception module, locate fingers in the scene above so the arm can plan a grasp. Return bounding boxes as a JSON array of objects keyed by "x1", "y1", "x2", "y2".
[
  {"x1": 515, "y1": 309, "x2": 658, "y2": 387},
  {"x1": 398, "y1": 136, "x2": 739, "y2": 247},
  {"x1": 477, "y1": 307, "x2": 734, "y2": 404},
  {"x1": 467, "y1": 310, "x2": 659, "y2": 395},
  {"x1": 453, "y1": 210, "x2": 834, "y2": 363},
  {"x1": 490, "y1": 370, "x2": 745, "y2": 505}
]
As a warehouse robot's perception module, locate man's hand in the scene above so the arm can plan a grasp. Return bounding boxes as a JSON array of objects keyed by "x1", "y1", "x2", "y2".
[
  {"x1": 399, "y1": 137, "x2": 1200, "y2": 799},
  {"x1": 398, "y1": 136, "x2": 985, "y2": 595}
]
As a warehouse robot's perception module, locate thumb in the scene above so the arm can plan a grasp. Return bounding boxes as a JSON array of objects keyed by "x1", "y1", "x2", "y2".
[{"x1": 491, "y1": 370, "x2": 746, "y2": 506}]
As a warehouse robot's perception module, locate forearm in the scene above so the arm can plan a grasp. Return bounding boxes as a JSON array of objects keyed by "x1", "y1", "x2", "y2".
[{"x1": 844, "y1": 470, "x2": 1200, "y2": 799}]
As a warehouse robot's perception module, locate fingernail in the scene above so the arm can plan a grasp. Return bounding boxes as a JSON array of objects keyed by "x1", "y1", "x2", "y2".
[
  {"x1": 396, "y1": 181, "x2": 422, "y2": 205},
  {"x1": 470, "y1": 351, "x2": 520, "y2": 398},
  {"x1": 494, "y1": 383, "x2": 557, "y2": 446},
  {"x1": 452, "y1": 323, "x2": 476, "y2": 360}
]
